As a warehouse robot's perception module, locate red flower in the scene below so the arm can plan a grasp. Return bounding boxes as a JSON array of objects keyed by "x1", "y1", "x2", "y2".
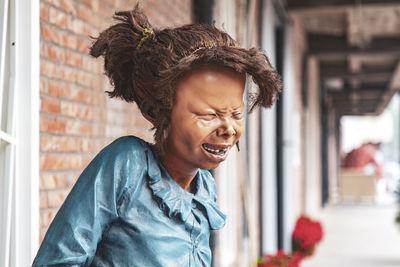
[
  {"x1": 258, "y1": 250, "x2": 303, "y2": 267},
  {"x1": 292, "y1": 215, "x2": 324, "y2": 257}
]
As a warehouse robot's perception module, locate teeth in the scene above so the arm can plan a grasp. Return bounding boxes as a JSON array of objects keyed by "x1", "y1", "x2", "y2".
[{"x1": 203, "y1": 144, "x2": 228, "y2": 154}]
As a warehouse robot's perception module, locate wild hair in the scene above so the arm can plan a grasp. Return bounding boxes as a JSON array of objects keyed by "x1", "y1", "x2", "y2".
[{"x1": 90, "y1": 4, "x2": 282, "y2": 154}]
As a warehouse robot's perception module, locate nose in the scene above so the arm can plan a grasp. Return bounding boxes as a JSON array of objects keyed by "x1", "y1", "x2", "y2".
[{"x1": 216, "y1": 119, "x2": 236, "y2": 138}]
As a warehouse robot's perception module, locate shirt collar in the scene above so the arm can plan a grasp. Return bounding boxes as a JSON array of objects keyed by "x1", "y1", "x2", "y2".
[{"x1": 145, "y1": 148, "x2": 226, "y2": 230}]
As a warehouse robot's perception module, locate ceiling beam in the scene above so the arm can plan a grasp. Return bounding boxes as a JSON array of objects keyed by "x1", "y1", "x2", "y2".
[
  {"x1": 334, "y1": 102, "x2": 379, "y2": 111},
  {"x1": 338, "y1": 110, "x2": 380, "y2": 116},
  {"x1": 323, "y1": 72, "x2": 392, "y2": 83},
  {"x1": 287, "y1": 0, "x2": 400, "y2": 10},
  {"x1": 330, "y1": 90, "x2": 383, "y2": 100},
  {"x1": 308, "y1": 34, "x2": 400, "y2": 57},
  {"x1": 325, "y1": 81, "x2": 387, "y2": 92}
]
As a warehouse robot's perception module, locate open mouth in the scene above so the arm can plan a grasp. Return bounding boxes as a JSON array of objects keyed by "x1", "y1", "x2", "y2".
[{"x1": 202, "y1": 143, "x2": 230, "y2": 159}]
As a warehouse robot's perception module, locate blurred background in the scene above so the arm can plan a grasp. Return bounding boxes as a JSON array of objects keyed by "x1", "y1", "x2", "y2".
[{"x1": 1, "y1": 0, "x2": 400, "y2": 266}]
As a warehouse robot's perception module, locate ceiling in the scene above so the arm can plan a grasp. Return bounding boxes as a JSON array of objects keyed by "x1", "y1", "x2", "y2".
[{"x1": 285, "y1": 0, "x2": 400, "y2": 116}]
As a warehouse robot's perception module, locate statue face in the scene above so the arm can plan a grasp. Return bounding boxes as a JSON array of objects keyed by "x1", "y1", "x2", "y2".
[{"x1": 164, "y1": 66, "x2": 245, "y2": 171}]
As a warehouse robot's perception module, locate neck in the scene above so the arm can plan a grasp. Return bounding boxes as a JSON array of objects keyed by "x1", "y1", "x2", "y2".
[{"x1": 160, "y1": 153, "x2": 198, "y2": 193}]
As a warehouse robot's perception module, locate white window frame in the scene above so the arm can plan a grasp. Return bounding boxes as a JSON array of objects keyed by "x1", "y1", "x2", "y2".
[{"x1": 0, "y1": 0, "x2": 40, "y2": 266}]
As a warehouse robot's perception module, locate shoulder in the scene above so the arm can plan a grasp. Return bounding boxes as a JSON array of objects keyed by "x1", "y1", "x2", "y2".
[
  {"x1": 82, "y1": 136, "x2": 151, "y2": 200},
  {"x1": 94, "y1": 136, "x2": 150, "y2": 164},
  {"x1": 83, "y1": 136, "x2": 151, "y2": 184},
  {"x1": 103, "y1": 135, "x2": 149, "y2": 154}
]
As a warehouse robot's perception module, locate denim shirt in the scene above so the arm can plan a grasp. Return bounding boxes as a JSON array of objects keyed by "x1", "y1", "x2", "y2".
[{"x1": 33, "y1": 136, "x2": 226, "y2": 267}]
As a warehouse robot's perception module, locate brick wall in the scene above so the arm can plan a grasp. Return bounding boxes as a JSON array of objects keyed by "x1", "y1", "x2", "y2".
[{"x1": 39, "y1": 0, "x2": 192, "y2": 242}]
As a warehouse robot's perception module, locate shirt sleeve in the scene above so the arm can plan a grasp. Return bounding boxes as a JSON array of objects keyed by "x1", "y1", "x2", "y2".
[{"x1": 32, "y1": 137, "x2": 146, "y2": 266}]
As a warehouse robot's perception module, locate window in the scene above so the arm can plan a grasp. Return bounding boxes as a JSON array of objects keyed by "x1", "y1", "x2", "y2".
[
  {"x1": 0, "y1": 0, "x2": 39, "y2": 265},
  {"x1": 0, "y1": 1, "x2": 16, "y2": 265}
]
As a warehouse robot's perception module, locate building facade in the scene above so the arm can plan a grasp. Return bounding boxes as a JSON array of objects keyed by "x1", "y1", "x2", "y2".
[{"x1": 2, "y1": 0, "x2": 399, "y2": 266}]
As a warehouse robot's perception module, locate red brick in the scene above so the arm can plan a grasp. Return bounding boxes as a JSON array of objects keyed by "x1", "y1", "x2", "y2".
[
  {"x1": 91, "y1": 14, "x2": 102, "y2": 29},
  {"x1": 66, "y1": 17, "x2": 87, "y2": 36},
  {"x1": 40, "y1": 42, "x2": 47, "y2": 57},
  {"x1": 41, "y1": 24, "x2": 60, "y2": 43},
  {"x1": 91, "y1": 91, "x2": 106, "y2": 106},
  {"x1": 66, "y1": 171, "x2": 82, "y2": 187},
  {"x1": 41, "y1": 135, "x2": 90, "y2": 153},
  {"x1": 40, "y1": 229, "x2": 46, "y2": 244},
  {"x1": 61, "y1": 0, "x2": 77, "y2": 15},
  {"x1": 60, "y1": 32, "x2": 78, "y2": 50},
  {"x1": 83, "y1": 155, "x2": 93, "y2": 168},
  {"x1": 42, "y1": 135, "x2": 63, "y2": 152},
  {"x1": 40, "y1": 173, "x2": 55, "y2": 189},
  {"x1": 40, "y1": 78, "x2": 48, "y2": 94},
  {"x1": 41, "y1": 60, "x2": 65, "y2": 79},
  {"x1": 47, "y1": 118, "x2": 66, "y2": 134},
  {"x1": 48, "y1": 190, "x2": 68, "y2": 208},
  {"x1": 47, "y1": 45, "x2": 65, "y2": 62},
  {"x1": 65, "y1": 51, "x2": 82, "y2": 67},
  {"x1": 40, "y1": 154, "x2": 64, "y2": 170},
  {"x1": 41, "y1": 97, "x2": 61, "y2": 114},
  {"x1": 102, "y1": 0, "x2": 114, "y2": 7},
  {"x1": 91, "y1": 75, "x2": 105, "y2": 90},
  {"x1": 40, "y1": 193, "x2": 48, "y2": 209},
  {"x1": 70, "y1": 86, "x2": 92, "y2": 103},
  {"x1": 60, "y1": 101, "x2": 92, "y2": 120},
  {"x1": 40, "y1": 117, "x2": 48, "y2": 132},
  {"x1": 44, "y1": 0, "x2": 61, "y2": 8},
  {"x1": 80, "y1": 0, "x2": 93, "y2": 8},
  {"x1": 91, "y1": 108, "x2": 106, "y2": 122},
  {"x1": 48, "y1": 80, "x2": 70, "y2": 98},
  {"x1": 66, "y1": 155, "x2": 84, "y2": 169},
  {"x1": 63, "y1": 67, "x2": 79, "y2": 83},
  {"x1": 92, "y1": 124, "x2": 105, "y2": 137},
  {"x1": 91, "y1": 0, "x2": 99, "y2": 12},
  {"x1": 82, "y1": 55, "x2": 101, "y2": 73},
  {"x1": 40, "y1": 173, "x2": 68, "y2": 189},
  {"x1": 77, "y1": 4, "x2": 92, "y2": 21},
  {"x1": 40, "y1": 208, "x2": 58, "y2": 232},
  {"x1": 83, "y1": 23, "x2": 96, "y2": 37},
  {"x1": 40, "y1": 210, "x2": 50, "y2": 228},
  {"x1": 76, "y1": 71, "x2": 94, "y2": 88},
  {"x1": 65, "y1": 120, "x2": 93, "y2": 136},
  {"x1": 97, "y1": 2, "x2": 114, "y2": 17},
  {"x1": 49, "y1": 7, "x2": 67, "y2": 29},
  {"x1": 40, "y1": 154, "x2": 83, "y2": 170},
  {"x1": 80, "y1": 138, "x2": 92, "y2": 152},
  {"x1": 40, "y1": 2, "x2": 49, "y2": 21},
  {"x1": 77, "y1": 38, "x2": 90, "y2": 53}
]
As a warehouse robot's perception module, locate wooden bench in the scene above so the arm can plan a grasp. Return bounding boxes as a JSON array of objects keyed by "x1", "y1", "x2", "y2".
[{"x1": 340, "y1": 169, "x2": 378, "y2": 202}]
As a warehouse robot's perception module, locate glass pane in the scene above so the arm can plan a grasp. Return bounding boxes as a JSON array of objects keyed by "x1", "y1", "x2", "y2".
[
  {"x1": 0, "y1": 139, "x2": 14, "y2": 266},
  {"x1": 1, "y1": 2, "x2": 11, "y2": 134}
]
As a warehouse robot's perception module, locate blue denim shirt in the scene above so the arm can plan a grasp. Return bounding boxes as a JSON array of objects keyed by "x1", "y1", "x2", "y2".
[{"x1": 33, "y1": 136, "x2": 226, "y2": 267}]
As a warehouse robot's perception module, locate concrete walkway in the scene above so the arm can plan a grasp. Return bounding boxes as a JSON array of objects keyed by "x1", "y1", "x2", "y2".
[{"x1": 302, "y1": 201, "x2": 400, "y2": 267}]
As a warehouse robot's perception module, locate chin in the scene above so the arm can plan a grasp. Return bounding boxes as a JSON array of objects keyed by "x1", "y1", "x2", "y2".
[{"x1": 200, "y1": 160, "x2": 224, "y2": 170}]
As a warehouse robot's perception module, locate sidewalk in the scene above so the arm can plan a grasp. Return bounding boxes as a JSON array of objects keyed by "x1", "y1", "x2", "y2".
[{"x1": 302, "y1": 200, "x2": 400, "y2": 267}]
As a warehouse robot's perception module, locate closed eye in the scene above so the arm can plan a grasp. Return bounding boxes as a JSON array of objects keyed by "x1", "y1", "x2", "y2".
[
  {"x1": 198, "y1": 113, "x2": 217, "y2": 121},
  {"x1": 232, "y1": 112, "x2": 243, "y2": 120}
]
